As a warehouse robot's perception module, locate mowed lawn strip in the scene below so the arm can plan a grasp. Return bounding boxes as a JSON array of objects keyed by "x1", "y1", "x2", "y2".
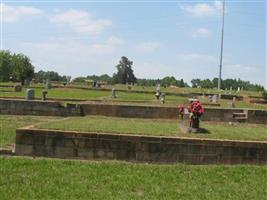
[
  {"x1": 36, "y1": 116, "x2": 178, "y2": 136},
  {"x1": 35, "y1": 116, "x2": 267, "y2": 141},
  {"x1": 0, "y1": 157, "x2": 266, "y2": 200},
  {"x1": 1, "y1": 85, "x2": 266, "y2": 110},
  {"x1": 0, "y1": 115, "x2": 60, "y2": 146}
]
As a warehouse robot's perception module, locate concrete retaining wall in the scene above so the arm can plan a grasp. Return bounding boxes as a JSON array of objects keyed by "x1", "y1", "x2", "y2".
[
  {"x1": 81, "y1": 103, "x2": 267, "y2": 124},
  {"x1": 250, "y1": 100, "x2": 267, "y2": 104},
  {"x1": 15, "y1": 128, "x2": 267, "y2": 164},
  {"x1": 0, "y1": 98, "x2": 81, "y2": 116},
  {"x1": 1, "y1": 99, "x2": 266, "y2": 124}
]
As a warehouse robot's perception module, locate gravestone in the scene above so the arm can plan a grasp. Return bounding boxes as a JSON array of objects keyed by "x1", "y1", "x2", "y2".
[
  {"x1": 155, "y1": 84, "x2": 161, "y2": 100},
  {"x1": 24, "y1": 79, "x2": 30, "y2": 88},
  {"x1": 156, "y1": 84, "x2": 160, "y2": 92},
  {"x1": 112, "y1": 88, "x2": 117, "y2": 98},
  {"x1": 42, "y1": 90, "x2": 48, "y2": 101},
  {"x1": 231, "y1": 97, "x2": 236, "y2": 108},
  {"x1": 45, "y1": 79, "x2": 52, "y2": 89},
  {"x1": 25, "y1": 89, "x2": 35, "y2": 100},
  {"x1": 208, "y1": 95, "x2": 212, "y2": 103},
  {"x1": 160, "y1": 93, "x2": 165, "y2": 104},
  {"x1": 212, "y1": 95, "x2": 218, "y2": 103},
  {"x1": 127, "y1": 83, "x2": 132, "y2": 90},
  {"x1": 92, "y1": 81, "x2": 97, "y2": 89},
  {"x1": 155, "y1": 91, "x2": 161, "y2": 100},
  {"x1": 229, "y1": 87, "x2": 232, "y2": 94},
  {"x1": 14, "y1": 84, "x2": 22, "y2": 92}
]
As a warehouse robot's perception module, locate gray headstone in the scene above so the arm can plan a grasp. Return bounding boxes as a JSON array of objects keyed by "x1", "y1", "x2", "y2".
[
  {"x1": 155, "y1": 91, "x2": 161, "y2": 100},
  {"x1": 26, "y1": 89, "x2": 35, "y2": 100},
  {"x1": 160, "y1": 93, "x2": 165, "y2": 104},
  {"x1": 42, "y1": 90, "x2": 48, "y2": 101},
  {"x1": 112, "y1": 88, "x2": 117, "y2": 98},
  {"x1": 45, "y1": 79, "x2": 52, "y2": 89},
  {"x1": 212, "y1": 95, "x2": 218, "y2": 103},
  {"x1": 14, "y1": 84, "x2": 22, "y2": 92},
  {"x1": 156, "y1": 84, "x2": 160, "y2": 92},
  {"x1": 24, "y1": 79, "x2": 30, "y2": 87},
  {"x1": 208, "y1": 95, "x2": 212, "y2": 103}
]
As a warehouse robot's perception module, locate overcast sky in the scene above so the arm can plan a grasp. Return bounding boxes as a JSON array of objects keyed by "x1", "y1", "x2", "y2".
[{"x1": 1, "y1": 0, "x2": 266, "y2": 87}]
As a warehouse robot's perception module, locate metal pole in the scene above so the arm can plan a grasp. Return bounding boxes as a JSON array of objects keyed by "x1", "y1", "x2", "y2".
[{"x1": 218, "y1": 0, "x2": 225, "y2": 90}]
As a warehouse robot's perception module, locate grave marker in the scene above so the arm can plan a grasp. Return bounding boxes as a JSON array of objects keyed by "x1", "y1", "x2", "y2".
[{"x1": 26, "y1": 89, "x2": 35, "y2": 100}]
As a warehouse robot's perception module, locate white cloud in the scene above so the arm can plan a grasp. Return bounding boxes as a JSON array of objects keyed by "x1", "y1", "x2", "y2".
[
  {"x1": 107, "y1": 36, "x2": 125, "y2": 46},
  {"x1": 21, "y1": 36, "x2": 124, "y2": 56},
  {"x1": 192, "y1": 28, "x2": 211, "y2": 38},
  {"x1": 136, "y1": 42, "x2": 160, "y2": 52},
  {"x1": 15, "y1": 36, "x2": 125, "y2": 77},
  {"x1": 0, "y1": 3, "x2": 43, "y2": 22},
  {"x1": 50, "y1": 9, "x2": 112, "y2": 35},
  {"x1": 134, "y1": 62, "x2": 168, "y2": 78},
  {"x1": 223, "y1": 63, "x2": 265, "y2": 86},
  {"x1": 180, "y1": 1, "x2": 222, "y2": 17},
  {"x1": 177, "y1": 53, "x2": 216, "y2": 62}
]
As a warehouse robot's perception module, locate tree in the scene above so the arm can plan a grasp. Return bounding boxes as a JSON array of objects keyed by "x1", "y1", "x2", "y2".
[
  {"x1": 0, "y1": 51, "x2": 12, "y2": 81},
  {"x1": 177, "y1": 79, "x2": 185, "y2": 87},
  {"x1": 34, "y1": 70, "x2": 70, "y2": 83},
  {"x1": 262, "y1": 90, "x2": 267, "y2": 100},
  {"x1": 161, "y1": 76, "x2": 177, "y2": 86},
  {"x1": 11, "y1": 53, "x2": 34, "y2": 84},
  {"x1": 191, "y1": 79, "x2": 201, "y2": 88},
  {"x1": 113, "y1": 56, "x2": 137, "y2": 84},
  {"x1": 0, "y1": 51, "x2": 34, "y2": 84}
]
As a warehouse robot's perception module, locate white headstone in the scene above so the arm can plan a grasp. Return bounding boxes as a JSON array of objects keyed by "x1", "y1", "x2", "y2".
[{"x1": 212, "y1": 95, "x2": 218, "y2": 103}]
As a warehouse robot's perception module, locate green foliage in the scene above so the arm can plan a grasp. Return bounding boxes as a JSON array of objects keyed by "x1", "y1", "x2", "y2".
[
  {"x1": 262, "y1": 90, "x2": 267, "y2": 100},
  {"x1": 0, "y1": 51, "x2": 12, "y2": 82},
  {"x1": 86, "y1": 74, "x2": 113, "y2": 84},
  {"x1": 161, "y1": 76, "x2": 177, "y2": 86},
  {"x1": 191, "y1": 78, "x2": 264, "y2": 91},
  {"x1": 34, "y1": 70, "x2": 70, "y2": 83},
  {"x1": 137, "y1": 77, "x2": 187, "y2": 87},
  {"x1": 113, "y1": 56, "x2": 137, "y2": 84},
  {"x1": 0, "y1": 50, "x2": 34, "y2": 84}
]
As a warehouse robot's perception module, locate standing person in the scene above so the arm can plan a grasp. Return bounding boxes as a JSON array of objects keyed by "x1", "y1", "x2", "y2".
[{"x1": 178, "y1": 104, "x2": 185, "y2": 120}]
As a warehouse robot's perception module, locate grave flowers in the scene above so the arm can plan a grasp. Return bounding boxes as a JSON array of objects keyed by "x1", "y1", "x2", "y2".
[{"x1": 188, "y1": 101, "x2": 204, "y2": 130}]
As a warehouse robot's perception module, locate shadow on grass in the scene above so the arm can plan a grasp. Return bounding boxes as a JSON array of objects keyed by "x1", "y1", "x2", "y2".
[
  {"x1": 197, "y1": 128, "x2": 210, "y2": 134},
  {"x1": 188, "y1": 128, "x2": 211, "y2": 134}
]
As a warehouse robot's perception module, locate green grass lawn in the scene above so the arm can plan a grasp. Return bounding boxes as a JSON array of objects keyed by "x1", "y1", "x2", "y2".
[
  {"x1": 35, "y1": 116, "x2": 267, "y2": 141},
  {"x1": 0, "y1": 115, "x2": 59, "y2": 147},
  {"x1": 0, "y1": 157, "x2": 266, "y2": 200},
  {"x1": 1, "y1": 86, "x2": 267, "y2": 110}
]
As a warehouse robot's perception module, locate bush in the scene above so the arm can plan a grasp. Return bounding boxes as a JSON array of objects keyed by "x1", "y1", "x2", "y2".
[{"x1": 262, "y1": 90, "x2": 267, "y2": 100}]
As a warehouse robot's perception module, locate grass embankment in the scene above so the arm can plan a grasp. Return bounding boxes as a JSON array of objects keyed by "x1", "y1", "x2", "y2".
[
  {"x1": 1, "y1": 86, "x2": 267, "y2": 110},
  {"x1": 36, "y1": 116, "x2": 267, "y2": 141},
  {"x1": 0, "y1": 115, "x2": 59, "y2": 146},
  {"x1": 0, "y1": 157, "x2": 266, "y2": 200}
]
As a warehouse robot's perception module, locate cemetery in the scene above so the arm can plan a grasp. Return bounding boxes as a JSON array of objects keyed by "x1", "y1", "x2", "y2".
[
  {"x1": 0, "y1": 1, "x2": 266, "y2": 197},
  {"x1": 1, "y1": 80, "x2": 267, "y2": 166}
]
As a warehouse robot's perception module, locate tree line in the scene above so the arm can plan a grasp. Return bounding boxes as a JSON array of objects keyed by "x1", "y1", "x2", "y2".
[
  {"x1": 191, "y1": 78, "x2": 264, "y2": 91},
  {"x1": 0, "y1": 50, "x2": 71, "y2": 84},
  {"x1": 0, "y1": 51, "x2": 264, "y2": 92},
  {"x1": 34, "y1": 70, "x2": 71, "y2": 83}
]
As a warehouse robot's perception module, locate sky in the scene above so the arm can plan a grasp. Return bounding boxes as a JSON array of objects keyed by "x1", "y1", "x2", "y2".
[{"x1": 0, "y1": 0, "x2": 266, "y2": 87}]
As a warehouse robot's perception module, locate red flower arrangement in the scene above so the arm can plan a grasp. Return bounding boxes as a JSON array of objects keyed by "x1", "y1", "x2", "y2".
[{"x1": 189, "y1": 101, "x2": 204, "y2": 115}]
